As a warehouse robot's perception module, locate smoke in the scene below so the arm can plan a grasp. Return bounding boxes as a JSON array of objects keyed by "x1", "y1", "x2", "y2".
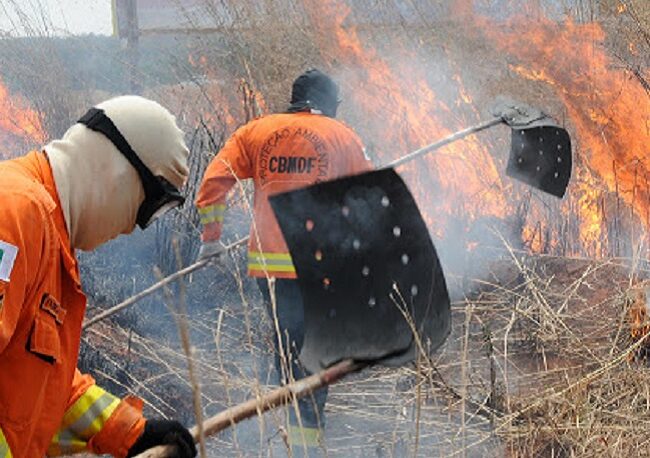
[
  {"x1": 316, "y1": 13, "x2": 534, "y2": 299},
  {"x1": 316, "y1": 0, "x2": 649, "y2": 294}
]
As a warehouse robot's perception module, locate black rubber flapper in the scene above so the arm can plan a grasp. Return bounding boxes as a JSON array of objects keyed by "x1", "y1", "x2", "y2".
[
  {"x1": 269, "y1": 168, "x2": 451, "y2": 373},
  {"x1": 493, "y1": 99, "x2": 572, "y2": 198},
  {"x1": 506, "y1": 126, "x2": 572, "y2": 198}
]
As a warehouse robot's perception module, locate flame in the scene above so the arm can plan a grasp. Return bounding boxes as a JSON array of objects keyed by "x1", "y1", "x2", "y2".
[
  {"x1": 303, "y1": 1, "x2": 650, "y2": 259},
  {"x1": 477, "y1": 14, "x2": 650, "y2": 256},
  {"x1": 576, "y1": 167, "x2": 606, "y2": 256},
  {"x1": 0, "y1": 79, "x2": 45, "y2": 157},
  {"x1": 185, "y1": 53, "x2": 267, "y2": 132},
  {"x1": 184, "y1": 0, "x2": 649, "y2": 262},
  {"x1": 522, "y1": 224, "x2": 543, "y2": 253},
  {"x1": 628, "y1": 287, "x2": 650, "y2": 361}
]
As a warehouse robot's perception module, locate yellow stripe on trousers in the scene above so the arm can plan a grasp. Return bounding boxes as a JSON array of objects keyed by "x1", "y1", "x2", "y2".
[
  {"x1": 248, "y1": 251, "x2": 296, "y2": 274},
  {"x1": 287, "y1": 425, "x2": 321, "y2": 446},
  {"x1": 0, "y1": 427, "x2": 12, "y2": 458},
  {"x1": 198, "y1": 204, "x2": 225, "y2": 225}
]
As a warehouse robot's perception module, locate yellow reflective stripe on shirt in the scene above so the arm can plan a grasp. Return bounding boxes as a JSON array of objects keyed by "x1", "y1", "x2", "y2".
[
  {"x1": 198, "y1": 203, "x2": 226, "y2": 225},
  {"x1": 0, "y1": 426, "x2": 12, "y2": 458},
  {"x1": 248, "y1": 251, "x2": 295, "y2": 273},
  {"x1": 249, "y1": 264, "x2": 296, "y2": 273},
  {"x1": 287, "y1": 425, "x2": 322, "y2": 446},
  {"x1": 47, "y1": 385, "x2": 120, "y2": 455}
]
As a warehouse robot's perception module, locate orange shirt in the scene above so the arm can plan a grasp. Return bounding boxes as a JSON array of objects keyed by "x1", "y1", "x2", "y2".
[
  {"x1": 0, "y1": 151, "x2": 144, "y2": 457},
  {"x1": 196, "y1": 112, "x2": 373, "y2": 278}
]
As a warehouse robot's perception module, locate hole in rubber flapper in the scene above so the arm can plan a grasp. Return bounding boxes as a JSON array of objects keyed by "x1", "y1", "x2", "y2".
[
  {"x1": 323, "y1": 277, "x2": 331, "y2": 289},
  {"x1": 305, "y1": 219, "x2": 314, "y2": 232},
  {"x1": 315, "y1": 250, "x2": 323, "y2": 261},
  {"x1": 393, "y1": 226, "x2": 401, "y2": 237}
]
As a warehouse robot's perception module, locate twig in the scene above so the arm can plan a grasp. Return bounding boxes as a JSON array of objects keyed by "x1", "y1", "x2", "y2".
[{"x1": 155, "y1": 239, "x2": 207, "y2": 457}]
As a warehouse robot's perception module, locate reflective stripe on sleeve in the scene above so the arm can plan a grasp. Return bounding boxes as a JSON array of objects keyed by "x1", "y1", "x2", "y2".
[
  {"x1": 248, "y1": 251, "x2": 296, "y2": 274},
  {"x1": 0, "y1": 427, "x2": 12, "y2": 458},
  {"x1": 47, "y1": 385, "x2": 120, "y2": 455},
  {"x1": 198, "y1": 203, "x2": 226, "y2": 225}
]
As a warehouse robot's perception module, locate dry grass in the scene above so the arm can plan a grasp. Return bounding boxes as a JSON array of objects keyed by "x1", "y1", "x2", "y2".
[
  {"x1": 451, "y1": 251, "x2": 650, "y2": 457},
  {"x1": 82, "y1": 239, "x2": 650, "y2": 456}
]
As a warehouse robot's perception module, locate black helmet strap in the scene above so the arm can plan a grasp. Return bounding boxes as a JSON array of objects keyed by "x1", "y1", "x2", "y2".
[{"x1": 77, "y1": 107, "x2": 185, "y2": 228}]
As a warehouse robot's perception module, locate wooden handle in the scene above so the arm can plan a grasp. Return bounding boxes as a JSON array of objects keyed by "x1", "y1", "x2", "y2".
[{"x1": 133, "y1": 359, "x2": 362, "y2": 458}]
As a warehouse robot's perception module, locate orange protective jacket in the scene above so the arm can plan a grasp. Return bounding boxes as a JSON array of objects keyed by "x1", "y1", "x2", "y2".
[
  {"x1": 0, "y1": 151, "x2": 145, "y2": 457},
  {"x1": 196, "y1": 112, "x2": 373, "y2": 278}
]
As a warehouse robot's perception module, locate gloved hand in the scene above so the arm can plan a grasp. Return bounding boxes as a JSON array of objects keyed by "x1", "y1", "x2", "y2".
[
  {"x1": 126, "y1": 419, "x2": 197, "y2": 458},
  {"x1": 198, "y1": 240, "x2": 224, "y2": 261}
]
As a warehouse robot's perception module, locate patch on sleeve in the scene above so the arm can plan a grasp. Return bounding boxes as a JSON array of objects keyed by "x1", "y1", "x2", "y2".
[
  {"x1": 0, "y1": 282, "x2": 5, "y2": 312},
  {"x1": 362, "y1": 147, "x2": 371, "y2": 162},
  {"x1": 0, "y1": 240, "x2": 18, "y2": 282}
]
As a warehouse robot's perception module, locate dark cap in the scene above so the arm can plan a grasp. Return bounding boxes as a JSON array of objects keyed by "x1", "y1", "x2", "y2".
[{"x1": 288, "y1": 69, "x2": 340, "y2": 118}]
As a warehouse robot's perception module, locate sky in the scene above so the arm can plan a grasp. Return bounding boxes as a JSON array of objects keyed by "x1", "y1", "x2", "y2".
[{"x1": 0, "y1": 0, "x2": 113, "y2": 36}]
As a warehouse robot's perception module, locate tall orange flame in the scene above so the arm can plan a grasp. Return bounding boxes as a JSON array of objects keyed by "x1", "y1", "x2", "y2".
[
  {"x1": 476, "y1": 14, "x2": 650, "y2": 256},
  {"x1": 305, "y1": 0, "x2": 509, "y2": 244},
  {"x1": 186, "y1": 53, "x2": 267, "y2": 131},
  {"x1": 178, "y1": 0, "x2": 648, "y2": 263},
  {"x1": 299, "y1": 0, "x2": 650, "y2": 260},
  {"x1": 0, "y1": 79, "x2": 45, "y2": 157}
]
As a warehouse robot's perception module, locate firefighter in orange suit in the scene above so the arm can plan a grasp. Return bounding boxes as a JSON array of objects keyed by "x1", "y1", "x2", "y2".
[
  {"x1": 196, "y1": 69, "x2": 373, "y2": 454},
  {"x1": 0, "y1": 96, "x2": 196, "y2": 457}
]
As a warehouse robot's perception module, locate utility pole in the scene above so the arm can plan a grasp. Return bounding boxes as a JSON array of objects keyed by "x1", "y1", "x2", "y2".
[{"x1": 125, "y1": 0, "x2": 141, "y2": 94}]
